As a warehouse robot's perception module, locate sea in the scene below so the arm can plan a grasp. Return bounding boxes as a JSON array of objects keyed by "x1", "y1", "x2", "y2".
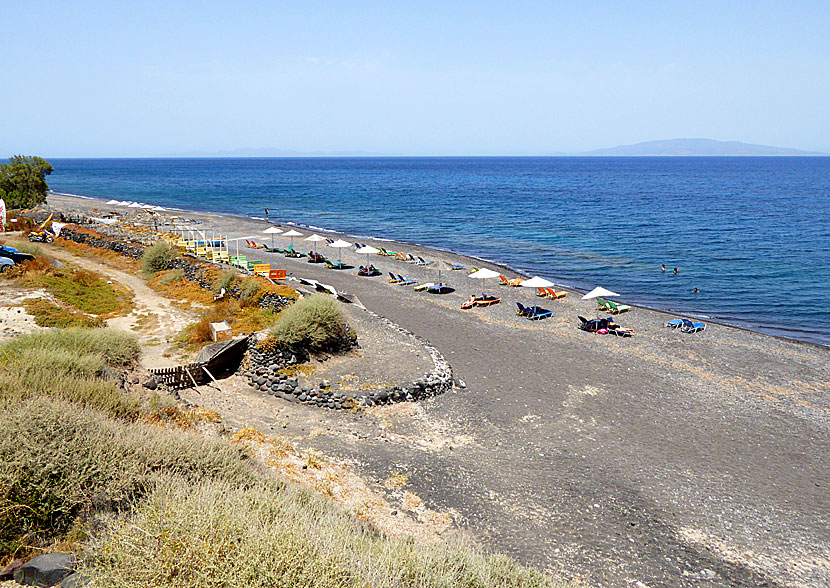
[{"x1": 46, "y1": 157, "x2": 830, "y2": 347}]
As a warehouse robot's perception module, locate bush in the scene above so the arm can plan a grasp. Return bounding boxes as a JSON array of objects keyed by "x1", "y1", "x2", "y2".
[
  {"x1": 23, "y1": 298, "x2": 105, "y2": 328},
  {"x1": 157, "y1": 268, "x2": 185, "y2": 286},
  {"x1": 0, "y1": 329, "x2": 141, "y2": 417},
  {"x1": 213, "y1": 269, "x2": 238, "y2": 294},
  {"x1": 82, "y1": 476, "x2": 557, "y2": 588},
  {"x1": 0, "y1": 397, "x2": 258, "y2": 557},
  {"x1": 239, "y1": 277, "x2": 261, "y2": 306},
  {"x1": 141, "y1": 241, "x2": 172, "y2": 275},
  {"x1": 269, "y1": 295, "x2": 350, "y2": 352}
]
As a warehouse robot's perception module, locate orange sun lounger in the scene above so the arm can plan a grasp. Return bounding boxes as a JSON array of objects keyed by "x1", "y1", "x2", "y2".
[{"x1": 268, "y1": 269, "x2": 287, "y2": 280}]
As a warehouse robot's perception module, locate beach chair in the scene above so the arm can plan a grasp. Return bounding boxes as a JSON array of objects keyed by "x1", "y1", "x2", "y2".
[
  {"x1": 417, "y1": 256, "x2": 435, "y2": 265},
  {"x1": 253, "y1": 264, "x2": 270, "y2": 277},
  {"x1": 537, "y1": 287, "x2": 550, "y2": 299},
  {"x1": 388, "y1": 272, "x2": 401, "y2": 283},
  {"x1": 451, "y1": 263, "x2": 464, "y2": 270},
  {"x1": 325, "y1": 260, "x2": 347, "y2": 270},
  {"x1": 395, "y1": 252, "x2": 410, "y2": 262},
  {"x1": 664, "y1": 318, "x2": 684, "y2": 328},
  {"x1": 475, "y1": 296, "x2": 500, "y2": 307},
  {"x1": 516, "y1": 302, "x2": 532, "y2": 316},
  {"x1": 427, "y1": 283, "x2": 449, "y2": 293},
  {"x1": 414, "y1": 282, "x2": 435, "y2": 292},
  {"x1": 499, "y1": 274, "x2": 522, "y2": 287},
  {"x1": 680, "y1": 318, "x2": 706, "y2": 333},
  {"x1": 396, "y1": 274, "x2": 417, "y2": 286},
  {"x1": 269, "y1": 269, "x2": 287, "y2": 280},
  {"x1": 545, "y1": 288, "x2": 567, "y2": 299},
  {"x1": 596, "y1": 297, "x2": 612, "y2": 312},
  {"x1": 606, "y1": 300, "x2": 631, "y2": 314},
  {"x1": 246, "y1": 260, "x2": 263, "y2": 271}
]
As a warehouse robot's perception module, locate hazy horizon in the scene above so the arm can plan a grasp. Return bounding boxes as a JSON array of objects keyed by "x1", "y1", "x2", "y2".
[{"x1": 4, "y1": 2, "x2": 829, "y2": 157}]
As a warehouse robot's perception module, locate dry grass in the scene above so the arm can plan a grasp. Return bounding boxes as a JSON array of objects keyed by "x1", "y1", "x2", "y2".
[
  {"x1": 55, "y1": 238, "x2": 140, "y2": 271},
  {"x1": 148, "y1": 270, "x2": 214, "y2": 305},
  {"x1": 10, "y1": 259, "x2": 133, "y2": 318},
  {"x1": 178, "y1": 301, "x2": 279, "y2": 349},
  {"x1": 22, "y1": 298, "x2": 105, "y2": 328},
  {"x1": 81, "y1": 476, "x2": 559, "y2": 588}
]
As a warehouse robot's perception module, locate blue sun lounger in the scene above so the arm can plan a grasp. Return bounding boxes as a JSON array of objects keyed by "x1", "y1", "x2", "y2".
[
  {"x1": 680, "y1": 318, "x2": 706, "y2": 333},
  {"x1": 516, "y1": 302, "x2": 552, "y2": 320},
  {"x1": 664, "y1": 318, "x2": 684, "y2": 328}
]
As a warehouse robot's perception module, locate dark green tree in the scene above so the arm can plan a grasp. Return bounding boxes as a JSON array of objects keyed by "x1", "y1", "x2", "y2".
[{"x1": 0, "y1": 155, "x2": 54, "y2": 209}]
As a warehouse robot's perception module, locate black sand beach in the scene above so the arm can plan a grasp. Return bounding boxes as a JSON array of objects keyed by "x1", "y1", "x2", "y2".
[{"x1": 43, "y1": 194, "x2": 830, "y2": 587}]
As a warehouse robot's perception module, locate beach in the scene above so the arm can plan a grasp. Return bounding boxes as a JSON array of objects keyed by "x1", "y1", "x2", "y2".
[{"x1": 40, "y1": 193, "x2": 830, "y2": 587}]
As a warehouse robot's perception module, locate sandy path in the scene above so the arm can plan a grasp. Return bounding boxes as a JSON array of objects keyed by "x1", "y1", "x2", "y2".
[{"x1": 13, "y1": 237, "x2": 198, "y2": 368}]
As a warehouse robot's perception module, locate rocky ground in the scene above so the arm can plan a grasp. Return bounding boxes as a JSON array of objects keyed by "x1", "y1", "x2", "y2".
[{"x1": 27, "y1": 194, "x2": 830, "y2": 588}]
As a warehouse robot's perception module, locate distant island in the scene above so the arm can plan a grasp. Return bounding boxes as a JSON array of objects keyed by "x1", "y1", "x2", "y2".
[{"x1": 581, "y1": 138, "x2": 825, "y2": 156}]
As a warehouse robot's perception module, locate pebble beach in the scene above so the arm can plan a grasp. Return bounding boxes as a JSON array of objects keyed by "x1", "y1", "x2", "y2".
[{"x1": 35, "y1": 193, "x2": 830, "y2": 588}]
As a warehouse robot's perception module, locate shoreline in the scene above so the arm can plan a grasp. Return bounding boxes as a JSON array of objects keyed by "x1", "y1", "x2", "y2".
[{"x1": 45, "y1": 190, "x2": 828, "y2": 350}]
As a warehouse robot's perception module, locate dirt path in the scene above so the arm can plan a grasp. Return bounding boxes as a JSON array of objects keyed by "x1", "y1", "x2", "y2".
[{"x1": 16, "y1": 239, "x2": 198, "y2": 368}]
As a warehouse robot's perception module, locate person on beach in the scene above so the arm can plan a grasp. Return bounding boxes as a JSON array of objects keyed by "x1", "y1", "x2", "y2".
[{"x1": 265, "y1": 208, "x2": 269, "y2": 219}]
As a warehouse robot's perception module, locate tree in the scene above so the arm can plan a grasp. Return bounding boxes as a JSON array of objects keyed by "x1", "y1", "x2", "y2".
[{"x1": 0, "y1": 155, "x2": 54, "y2": 209}]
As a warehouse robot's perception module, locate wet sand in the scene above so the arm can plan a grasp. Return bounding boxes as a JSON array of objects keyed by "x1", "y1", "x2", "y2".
[{"x1": 42, "y1": 194, "x2": 830, "y2": 587}]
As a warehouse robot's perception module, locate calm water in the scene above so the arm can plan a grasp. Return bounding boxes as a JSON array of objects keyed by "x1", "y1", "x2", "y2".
[{"x1": 48, "y1": 157, "x2": 830, "y2": 346}]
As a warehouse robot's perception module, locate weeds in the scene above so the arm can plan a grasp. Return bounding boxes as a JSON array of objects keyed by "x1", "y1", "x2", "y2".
[
  {"x1": 269, "y1": 295, "x2": 350, "y2": 352},
  {"x1": 213, "y1": 269, "x2": 238, "y2": 294},
  {"x1": 23, "y1": 298, "x2": 105, "y2": 328},
  {"x1": 140, "y1": 241, "x2": 172, "y2": 275}
]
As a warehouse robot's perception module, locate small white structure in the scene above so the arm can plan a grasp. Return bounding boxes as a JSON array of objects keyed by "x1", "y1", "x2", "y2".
[{"x1": 209, "y1": 321, "x2": 232, "y2": 341}]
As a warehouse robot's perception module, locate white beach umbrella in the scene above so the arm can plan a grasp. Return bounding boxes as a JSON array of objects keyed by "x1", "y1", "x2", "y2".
[
  {"x1": 152, "y1": 206, "x2": 166, "y2": 211},
  {"x1": 128, "y1": 202, "x2": 143, "y2": 208},
  {"x1": 262, "y1": 226, "x2": 283, "y2": 247},
  {"x1": 581, "y1": 286, "x2": 619, "y2": 300},
  {"x1": 329, "y1": 239, "x2": 352, "y2": 264},
  {"x1": 519, "y1": 276, "x2": 555, "y2": 308},
  {"x1": 304, "y1": 233, "x2": 326, "y2": 255},
  {"x1": 468, "y1": 268, "x2": 500, "y2": 294},
  {"x1": 282, "y1": 229, "x2": 303, "y2": 249},
  {"x1": 355, "y1": 245, "x2": 379, "y2": 266},
  {"x1": 117, "y1": 201, "x2": 131, "y2": 206},
  {"x1": 106, "y1": 199, "x2": 120, "y2": 205},
  {"x1": 582, "y1": 286, "x2": 620, "y2": 318}
]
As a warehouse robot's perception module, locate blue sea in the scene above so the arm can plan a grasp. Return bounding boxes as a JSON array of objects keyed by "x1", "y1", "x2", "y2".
[{"x1": 47, "y1": 157, "x2": 830, "y2": 347}]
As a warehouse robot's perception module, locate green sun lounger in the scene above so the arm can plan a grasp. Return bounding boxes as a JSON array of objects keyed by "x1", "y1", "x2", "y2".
[
  {"x1": 596, "y1": 297, "x2": 612, "y2": 312},
  {"x1": 606, "y1": 300, "x2": 631, "y2": 314}
]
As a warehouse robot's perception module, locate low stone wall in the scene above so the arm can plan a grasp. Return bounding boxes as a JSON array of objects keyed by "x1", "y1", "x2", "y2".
[
  {"x1": 58, "y1": 226, "x2": 293, "y2": 311},
  {"x1": 59, "y1": 227, "x2": 146, "y2": 259},
  {"x1": 243, "y1": 310, "x2": 453, "y2": 410}
]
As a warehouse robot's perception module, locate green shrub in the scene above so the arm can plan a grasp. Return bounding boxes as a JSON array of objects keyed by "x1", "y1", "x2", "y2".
[
  {"x1": 157, "y1": 268, "x2": 185, "y2": 286},
  {"x1": 239, "y1": 277, "x2": 261, "y2": 306},
  {"x1": 213, "y1": 269, "x2": 238, "y2": 294},
  {"x1": 82, "y1": 477, "x2": 557, "y2": 588},
  {"x1": 0, "y1": 329, "x2": 141, "y2": 416},
  {"x1": 269, "y1": 295, "x2": 349, "y2": 352},
  {"x1": 141, "y1": 241, "x2": 173, "y2": 275},
  {"x1": 0, "y1": 397, "x2": 259, "y2": 557}
]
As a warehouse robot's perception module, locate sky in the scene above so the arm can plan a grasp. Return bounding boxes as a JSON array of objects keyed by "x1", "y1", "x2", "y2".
[{"x1": 2, "y1": 1, "x2": 829, "y2": 156}]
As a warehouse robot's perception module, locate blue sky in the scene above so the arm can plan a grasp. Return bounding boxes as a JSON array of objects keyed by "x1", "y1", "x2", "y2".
[{"x1": 2, "y1": 1, "x2": 828, "y2": 156}]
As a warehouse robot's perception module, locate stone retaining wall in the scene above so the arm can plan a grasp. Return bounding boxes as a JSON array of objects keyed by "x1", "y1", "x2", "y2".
[{"x1": 243, "y1": 310, "x2": 453, "y2": 410}]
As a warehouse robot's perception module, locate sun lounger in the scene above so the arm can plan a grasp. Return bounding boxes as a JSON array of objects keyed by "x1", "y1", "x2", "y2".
[
  {"x1": 499, "y1": 274, "x2": 522, "y2": 287},
  {"x1": 680, "y1": 318, "x2": 706, "y2": 333},
  {"x1": 596, "y1": 297, "x2": 612, "y2": 312},
  {"x1": 451, "y1": 264, "x2": 464, "y2": 270},
  {"x1": 427, "y1": 283, "x2": 449, "y2": 293},
  {"x1": 414, "y1": 282, "x2": 435, "y2": 291},
  {"x1": 545, "y1": 288, "x2": 567, "y2": 299},
  {"x1": 396, "y1": 274, "x2": 417, "y2": 286},
  {"x1": 664, "y1": 318, "x2": 684, "y2": 328},
  {"x1": 325, "y1": 260, "x2": 348, "y2": 270},
  {"x1": 475, "y1": 296, "x2": 500, "y2": 307},
  {"x1": 395, "y1": 252, "x2": 410, "y2": 262},
  {"x1": 268, "y1": 269, "x2": 287, "y2": 280},
  {"x1": 388, "y1": 272, "x2": 401, "y2": 283},
  {"x1": 606, "y1": 300, "x2": 631, "y2": 314},
  {"x1": 516, "y1": 302, "x2": 551, "y2": 320}
]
